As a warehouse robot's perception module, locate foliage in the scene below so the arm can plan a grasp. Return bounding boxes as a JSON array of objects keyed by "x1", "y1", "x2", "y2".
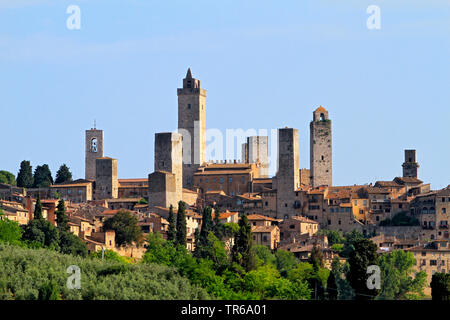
[
  {"x1": 91, "y1": 249, "x2": 130, "y2": 264},
  {"x1": 103, "y1": 210, "x2": 143, "y2": 247},
  {"x1": 175, "y1": 201, "x2": 187, "y2": 247},
  {"x1": 22, "y1": 218, "x2": 60, "y2": 250},
  {"x1": 275, "y1": 250, "x2": 298, "y2": 277},
  {"x1": 0, "y1": 170, "x2": 16, "y2": 185},
  {"x1": 16, "y1": 160, "x2": 33, "y2": 188},
  {"x1": 347, "y1": 238, "x2": 379, "y2": 300},
  {"x1": 194, "y1": 206, "x2": 214, "y2": 259},
  {"x1": 379, "y1": 212, "x2": 420, "y2": 227},
  {"x1": 431, "y1": 272, "x2": 450, "y2": 300},
  {"x1": 212, "y1": 206, "x2": 225, "y2": 240},
  {"x1": 167, "y1": 205, "x2": 176, "y2": 242},
  {"x1": 0, "y1": 217, "x2": 23, "y2": 245},
  {"x1": 59, "y1": 231, "x2": 88, "y2": 257},
  {"x1": 38, "y1": 281, "x2": 60, "y2": 300},
  {"x1": 54, "y1": 164, "x2": 72, "y2": 184},
  {"x1": 33, "y1": 164, "x2": 53, "y2": 188},
  {"x1": 377, "y1": 250, "x2": 426, "y2": 300},
  {"x1": 231, "y1": 215, "x2": 255, "y2": 272},
  {"x1": 317, "y1": 229, "x2": 344, "y2": 246},
  {"x1": 138, "y1": 198, "x2": 148, "y2": 204},
  {"x1": 252, "y1": 245, "x2": 276, "y2": 268},
  {"x1": 309, "y1": 244, "x2": 325, "y2": 270},
  {"x1": 330, "y1": 257, "x2": 354, "y2": 300},
  {"x1": 0, "y1": 243, "x2": 210, "y2": 300},
  {"x1": 55, "y1": 199, "x2": 68, "y2": 232},
  {"x1": 34, "y1": 194, "x2": 43, "y2": 220},
  {"x1": 340, "y1": 229, "x2": 365, "y2": 258}
]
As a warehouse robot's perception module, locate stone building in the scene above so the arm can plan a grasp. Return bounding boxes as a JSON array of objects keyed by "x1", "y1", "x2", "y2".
[
  {"x1": 193, "y1": 161, "x2": 259, "y2": 196},
  {"x1": 241, "y1": 136, "x2": 269, "y2": 178},
  {"x1": 177, "y1": 68, "x2": 207, "y2": 188},
  {"x1": 50, "y1": 179, "x2": 94, "y2": 203},
  {"x1": 402, "y1": 149, "x2": 419, "y2": 178},
  {"x1": 94, "y1": 157, "x2": 118, "y2": 200},
  {"x1": 85, "y1": 127, "x2": 104, "y2": 181},
  {"x1": 148, "y1": 132, "x2": 183, "y2": 209},
  {"x1": 310, "y1": 106, "x2": 332, "y2": 187},
  {"x1": 276, "y1": 127, "x2": 300, "y2": 219}
]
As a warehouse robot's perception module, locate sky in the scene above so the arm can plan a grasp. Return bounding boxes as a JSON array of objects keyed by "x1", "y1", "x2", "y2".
[{"x1": 0, "y1": 0, "x2": 449, "y2": 189}]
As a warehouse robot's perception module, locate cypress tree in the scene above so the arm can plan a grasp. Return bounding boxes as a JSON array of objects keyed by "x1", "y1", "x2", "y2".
[
  {"x1": 55, "y1": 198, "x2": 68, "y2": 232},
  {"x1": 194, "y1": 206, "x2": 214, "y2": 259},
  {"x1": 167, "y1": 204, "x2": 176, "y2": 242},
  {"x1": 232, "y1": 215, "x2": 255, "y2": 272},
  {"x1": 175, "y1": 201, "x2": 187, "y2": 247},
  {"x1": 34, "y1": 193, "x2": 43, "y2": 220},
  {"x1": 212, "y1": 205, "x2": 224, "y2": 240},
  {"x1": 16, "y1": 160, "x2": 34, "y2": 188},
  {"x1": 33, "y1": 164, "x2": 53, "y2": 188}
]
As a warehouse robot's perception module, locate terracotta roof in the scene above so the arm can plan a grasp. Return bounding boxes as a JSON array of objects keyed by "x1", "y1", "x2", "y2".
[
  {"x1": 118, "y1": 178, "x2": 148, "y2": 183},
  {"x1": 182, "y1": 188, "x2": 198, "y2": 194},
  {"x1": 375, "y1": 181, "x2": 402, "y2": 188},
  {"x1": 252, "y1": 225, "x2": 278, "y2": 233},
  {"x1": 315, "y1": 106, "x2": 327, "y2": 112},
  {"x1": 247, "y1": 214, "x2": 278, "y2": 221},
  {"x1": 212, "y1": 211, "x2": 238, "y2": 220},
  {"x1": 290, "y1": 216, "x2": 319, "y2": 224},
  {"x1": 106, "y1": 198, "x2": 141, "y2": 203}
]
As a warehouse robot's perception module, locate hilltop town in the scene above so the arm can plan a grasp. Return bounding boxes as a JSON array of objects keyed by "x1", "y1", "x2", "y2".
[{"x1": 1, "y1": 69, "x2": 449, "y2": 297}]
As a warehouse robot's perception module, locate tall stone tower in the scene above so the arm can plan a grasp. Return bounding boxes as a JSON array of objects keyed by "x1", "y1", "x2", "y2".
[
  {"x1": 276, "y1": 128, "x2": 300, "y2": 219},
  {"x1": 148, "y1": 132, "x2": 183, "y2": 209},
  {"x1": 85, "y1": 127, "x2": 104, "y2": 181},
  {"x1": 242, "y1": 136, "x2": 269, "y2": 178},
  {"x1": 310, "y1": 106, "x2": 332, "y2": 187},
  {"x1": 94, "y1": 157, "x2": 118, "y2": 200},
  {"x1": 402, "y1": 149, "x2": 419, "y2": 178},
  {"x1": 177, "y1": 68, "x2": 207, "y2": 188}
]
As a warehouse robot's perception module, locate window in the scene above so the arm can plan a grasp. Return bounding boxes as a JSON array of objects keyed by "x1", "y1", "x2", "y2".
[
  {"x1": 376, "y1": 216, "x2": 380, "y2": 221},
  {"x1": 338, "y1": 220, "x2": 341, "y2": 225},
  {"x1": 442, "y1": 198, "x2": 446, "y2": 202},
  {"x1": 289, "y1": 225, "x2": 295, "y2": 229},
  {"x1": 265, "y1": 201, "x2": 268, "y2": 206},
  {"x1": 229, "y1": 177, "x2": 232, "y2": 183},
  {"x1": 220, "y1": 177, "x2": 223, "y2": 184},
  {"x1": 443, "y1": 208, "x2": 447, "y2": 214},
  {"x1": 363, "y1": 200, "x2": 367, "y2": 206},
  {"x1": 354, "y1": 200, "x2": 357, "y2": 206},
  {"x1": 330, "y1": 208, "x2": 334, "y2": 213},
  {"x1": 430, "y1": 260, "x2": 437, "y2": 266},
  {"x1": 263, "y1": 236, "x2": 268, "y2": 242},
  {"x1": 241, "y1": 176, "x2": 245, "y2": 184},
  {"x1": 187, "y1": 104, "x2": 191, "y2": 109},
  {"x1": 205, "y1": 178, "x2": 208, "y2": 183},
  {"x1": 328, "y1": 219, "x2": 331, "y2": 225},
  {"x1": 68, "y1": 189, "x2": 71, "y2": 195}
]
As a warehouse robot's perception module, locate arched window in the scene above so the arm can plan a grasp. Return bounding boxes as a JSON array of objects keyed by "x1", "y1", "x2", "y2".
[
  {"x1": 320, "y1": 113, "x2": 325, "y2": 121},
  {"x1": 91, "y1": 138, "x2": 98, "y2": 152},
  {"x1": 429, "y1": 207, "x2": 436, "y2": 214},
  {"x1": 422, "y1": 207, "x2": 428, "y2": 214}
]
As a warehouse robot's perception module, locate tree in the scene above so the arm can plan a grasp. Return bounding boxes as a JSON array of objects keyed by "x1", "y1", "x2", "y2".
[
  {"x1": 167, "y1": 205, "x2": 176, "y2": 242},
  {"x1": 212, "y1": 206, "x2": 224, "y2": 240},
  {"x1": 38, "y1": 281, "x2": 60, "y2": 300},
  {"x1": 330, "y1": 257, "x2": 354, "y2": 300},
  {"x1": 347, "y1": 238, "x2": 379, "y2": 300},
  {"x1": 33, "y1": 164, "x2": 53, "y2": 188},
  {"x1": 34, "y1": 193, "x2": 43, "y2": 220},
  {"x1": 326, "y1": 269, "x2": 338, "y2": 300},
  {"x1": 275, "y1": 250, "x2": 298, "y2": 277},
  {"x1": 377, "y1": 250, "x2": 426, "y2": 300},
  {"x1": 309, "y1": 243, "x2": 325, "y2": 270},
  {"x1": 253, "y1": 245, "x2": 276, "y2": 268},
  {"x1": 16, "y1": 160, "x2": 33, "y2": 188},
  {"x1": 59, "y1": 231, "x2": 87, "y2": 257},
  {"x1": 54, "y1": 164, "x2": 72, "y2": 184},
  {"x1": 232, "y1": 215, "x2": 255, "y2": 272},
  {"x1": 318, "y1": 229, "x2": 344, "y2": 246},
  {"x1": 175, "y1": 201, "x2": 187, "y2": 247},
  {"x1": 103, "y1": 210, "x2": 143, "y2": 246},
  {"x1": 0, "y1": 215, "x2": 23, "y2": 245},
  {"x1": 194, "y1": 206, "x2": 214, "y2": 259},
  {"x1": 55, "y1": 199, "x2": 68, "y2": 232},
  {"x1": 22, "y1": 218, "x2": 60, "y2": 249},
  {"x1": 341, "y1": 229, "x2": 365, "y2": 258},
  {"x1": 431, "y1": 273, "x2": 450, "y2": 300},
  {"x1": 0, "y1": 170, "x2": 16, "y2": 185}
]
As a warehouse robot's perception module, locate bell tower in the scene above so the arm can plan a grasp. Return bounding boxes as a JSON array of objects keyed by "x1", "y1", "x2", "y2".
[
  {"x1": 177, "y1": 68, "x2": 207, "y2": 188},
  {"x1": 85, "y1": 124, "x2": 104, "y2": 181}
]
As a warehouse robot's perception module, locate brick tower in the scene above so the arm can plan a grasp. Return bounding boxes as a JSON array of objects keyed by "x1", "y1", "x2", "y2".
[
  {"x1": 85, "y1": 126, "x2": 104, "y2": 181},
  {"x1": 177, "y1": 68, "x2": 207, "y2": 188},
  {"x1": 310, "y1": 106, "x2": 332, "y2": 187},
  {"x1": 402, "y1": 149, "x2": 419, "y2": 178}
]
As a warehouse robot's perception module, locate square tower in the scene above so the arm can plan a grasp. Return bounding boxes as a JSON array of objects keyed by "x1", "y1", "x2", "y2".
[
  {"x1": 242, "y1": 136, "x2": 269, "y2": 178},
  {"x1": 402, "y1": 149, "x2": 419, "y2": 178},
  {"x1": 276, "y1": 128, "x2": 300, "y2": 219},
  {"x1": 310, "y1": 106, "x2": 332, "y2": 187},
  {"x1": 94, "y1": 157, "x2": 118, "y2": 200},
  {"x1": 85, "y1": 128, "x2": 104, "y2": 181},
  {"x1": 177, "y1": 68, "x2": 207, "y2": 189},
  {"x1": 148, "y1": 132, "x2": 183, "y2": 209}
]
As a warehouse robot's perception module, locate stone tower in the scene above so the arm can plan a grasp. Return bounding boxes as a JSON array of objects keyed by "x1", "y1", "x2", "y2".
[
  {"x1": 177, "y1": 68, "x2": 207, "y2": 188},
  {"x1": 148, "y1": 132, "x2": 183, "y2": 209},
  {"x1": 310, "y1": 106, "x2": 332, "y2": 187},
  {"x1": 85, "y1": 128, "x2": 104, "y2": 181},
  {"x1": 402, "y1": 149, "x2": 419, "y2": 178},
  {"x1": 94, "y1": 157, "x2": 118, "y2": 200},
  {"x1": 276, "y1": 128, "x2": 300, "y2": 219},
  {"x1": 242, "y1": 136, "x2": 269, "y2": 178}
]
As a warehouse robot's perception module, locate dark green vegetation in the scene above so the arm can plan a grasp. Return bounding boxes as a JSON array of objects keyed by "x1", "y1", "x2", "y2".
[
  {"x1": 103, "y1": 210, "x2": 143, "y2": 246},
  {"x1": 55, "y1": 164, "x2": 73, "y2": 184},
  {"x1": 431, "y1": 273, "x2": 450, "y2": 300},
  {"x1": 379, "y1": 212, "x2": 420, "y2": 227},
  {"x1": 0, "y1": 170, "x2": 16, "y2": 185},
  {"x1": 0, "y1": 244, "x2": 210, "y2": 300}
]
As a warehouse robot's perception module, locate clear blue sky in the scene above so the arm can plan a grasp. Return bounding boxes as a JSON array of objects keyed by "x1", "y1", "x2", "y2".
[{"x1": 1, "y1": 0, "x2": 449, "y2": 189}]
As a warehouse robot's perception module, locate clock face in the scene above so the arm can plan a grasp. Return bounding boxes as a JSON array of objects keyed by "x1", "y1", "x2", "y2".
[{"x1": 91, "y1": 138, "x2": 98, "y2": 152}]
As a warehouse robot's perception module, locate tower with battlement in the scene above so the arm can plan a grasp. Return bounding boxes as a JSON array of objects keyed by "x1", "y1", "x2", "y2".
[
  {"x1": 402, "y1": 149, "x2": 419, "y2": 178},
  {"x1": 310, "y1": 106, "x2": 332, "y2": 187},
  {"x1": 177, "y1": 68, "x2": 207, "y2": 189}
]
